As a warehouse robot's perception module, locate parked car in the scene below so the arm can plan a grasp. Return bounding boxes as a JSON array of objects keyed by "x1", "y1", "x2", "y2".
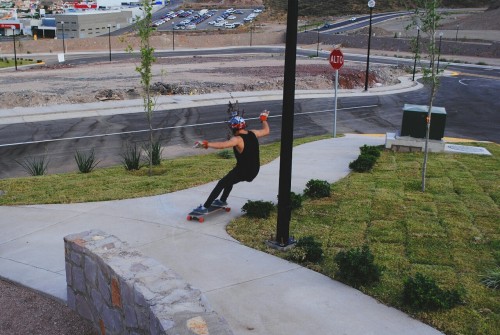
[
  {"x1": 225, "y1": 23, "x2": 236, "y2": 28},
  {"x1": 186, "y1": 24, "x2": 196, "y2": 30},
  {"x1": 227, "y1": 15, "x2": 236, "y2": 20}
]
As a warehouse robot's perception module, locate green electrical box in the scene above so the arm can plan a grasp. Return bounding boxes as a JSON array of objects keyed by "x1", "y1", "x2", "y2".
[{"x1": 400, "y1": 104, "x2": 446, "y2": 140}]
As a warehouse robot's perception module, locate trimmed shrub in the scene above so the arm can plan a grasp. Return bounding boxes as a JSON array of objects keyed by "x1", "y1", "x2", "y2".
[
  {"x1": 359, "y1": 145, "x2": 382, "y2": 158},
  {"x1": 349, "y1": 154, "x2": 377, "y2": 172},
  {"x1": 290, "y1": 236, "x2": 324, "y2": 263},
  {"x1": 402, "y1": 273, "x2": 463, "y2": 310},
  {"x1": 290, "y1": 191, "x2": 303, "y2": 210},
  {"x1": 334, "y1": 245, "x2": 381, "y2": 287},
  {"x1": 242, "y1": 200, "x2": 274, "y2": 219},
  {"x1": 74, "y1": 148, "x2": 100, "y2": 173},
  {"x1": 304, "y1": 179, "x2": 331, "y2": 198}
]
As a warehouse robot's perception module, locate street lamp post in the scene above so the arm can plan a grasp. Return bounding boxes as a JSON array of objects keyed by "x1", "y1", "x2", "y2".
[
  {"x1": 172, "y1": 28, "x2": 175, "y2": 51},
  {"x1": 108, "y1": 24, "x2": 112, "y2": 62},
  {"x1": 364, "y1": 0, "x2": 375, "y2": 91},
  {"x1": 437, "y1": 32, "x2": 443, "y2": 72},
  {"x1": 61, "y1": 21, "x2": 66, "y2": 54},
  {"x1": 455, "y1": 24, "x2": 459, "y2": 42},
  {"x1": 250, "y1": 22, "x2": 253, "y2": 46},
  {"x1": 11, "y1": 25, "x2": 18, "y2": 71},
  {"x1": 316, "y1": 25, "x2": 320, "y2": 57},
  {"x1": 412, "y1": 26, "x2": 420, "y2": 81}
]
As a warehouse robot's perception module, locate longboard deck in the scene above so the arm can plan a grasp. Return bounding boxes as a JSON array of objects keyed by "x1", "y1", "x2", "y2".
[{"x1": 187, "y1": 206, "x2": 231, "y2": 223}]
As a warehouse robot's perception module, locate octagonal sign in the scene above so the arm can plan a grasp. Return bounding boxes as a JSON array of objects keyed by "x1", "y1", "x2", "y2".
[{"x1": 329, "y1": 49, "x2": 344, "y2": 70}]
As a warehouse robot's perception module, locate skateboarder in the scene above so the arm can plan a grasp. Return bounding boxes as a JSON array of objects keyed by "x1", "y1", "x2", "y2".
[{"x1": 192, "y1": 110, "x2": 270, "y2": 215}]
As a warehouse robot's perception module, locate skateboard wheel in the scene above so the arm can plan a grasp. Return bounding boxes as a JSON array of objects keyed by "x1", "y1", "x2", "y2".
[
  {"x1": 187, "y1": 215, "x2": 192, "y2": 221},
  {"x1": 225, "y1": 207, "x2": 231, "y2": 212},
  {"x1": 198, "y1": 217, "x2": 205, "y2": 223}
]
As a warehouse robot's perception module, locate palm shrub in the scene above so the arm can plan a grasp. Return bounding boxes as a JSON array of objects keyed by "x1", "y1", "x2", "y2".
[
  {"x1": 121, "y1": 143, "x2": 142, "y2": 171},
  {"x1": 403, "y1": 272, "x2": 463, "y2": 310},
  {"x1": 16, "y1": 155, "x2": 49, "y2": 176},
  {"x1": 143, "y1": 140, "x2": 162, "y2": 166},
  {"x1": 242, "y1": 200, "x2": 274, "y2": 219},
  {"x1": 217, "y1": 149, "x2": 234, "y2": 159},
  {"x1": 74, "y1": 148, "x2": 100, "y2": 173},
  {"x1": 304, "y1": 179, "x2": 331, "y2": 198},
  {"x1": 334, "y1": 245, "x2": 381, "y2": 288}
]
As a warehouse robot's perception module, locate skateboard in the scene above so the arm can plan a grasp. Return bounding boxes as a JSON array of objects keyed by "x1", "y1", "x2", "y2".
[{"x1": 187, "y1": 205, "x2": 231, "y2": 223}]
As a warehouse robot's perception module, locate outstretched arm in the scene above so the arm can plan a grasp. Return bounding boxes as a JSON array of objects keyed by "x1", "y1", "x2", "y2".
[
  {"x1": 194, "y1": 136, "x2": 242, "y2": 150},
  {"x1": 251, "y1": 110, "x2": 270, "y2": 138}
]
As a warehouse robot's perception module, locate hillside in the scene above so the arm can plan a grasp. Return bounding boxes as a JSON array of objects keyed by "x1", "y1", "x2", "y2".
[{"x1": 262, "y1": 0, "x2": 495, "y2": 16}]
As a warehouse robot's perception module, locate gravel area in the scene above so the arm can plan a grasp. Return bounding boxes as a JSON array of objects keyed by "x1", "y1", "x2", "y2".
[{"x1": 0, "y1": 279, "x2": 97, "y2": 335}]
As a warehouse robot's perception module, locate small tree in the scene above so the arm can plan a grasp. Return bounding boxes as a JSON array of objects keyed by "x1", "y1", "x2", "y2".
[
  {"x1": 132, "y1": 0, "x2": 158, "y2": 176},
  {"x1": 408, "y1": 0, "x2": 443, "y2": 192}
]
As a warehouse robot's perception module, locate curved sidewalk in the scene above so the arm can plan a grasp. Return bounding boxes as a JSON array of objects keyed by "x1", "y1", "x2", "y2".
[{"x1": 0, "y1": 134, "x2": 443, "y2": 335}]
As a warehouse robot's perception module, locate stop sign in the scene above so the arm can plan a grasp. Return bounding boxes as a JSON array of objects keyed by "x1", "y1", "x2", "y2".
[{"x1": 329, "y1": 49, "x2": 344, "y2": 70}]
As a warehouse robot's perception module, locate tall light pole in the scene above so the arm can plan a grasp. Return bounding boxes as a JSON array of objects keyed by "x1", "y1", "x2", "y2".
[
  {"x1": 61, "y1": 21, "x2": 66, "y2": 54},
  {"x1": 364, "y1": 0, "x2": 375, "y2": 91},
  {"x1": 172, "y1": 27, "x2": 175, "y2": 50},
  {"x1": 11, "y1": 25, "x2": 18, "y2": 71},
  {"x1": 437, "y1": 32, "x2": 443, "y2": 72},
  {"x1": 316, "y1": 25, "x2": 320, "y2": 57},
  {"x1": 412, "y1": 26, "x2": 420, "y2": 81},
  {"x1": 107, "y1": 24, "x2": 112, "y2": 62},
  {"x1": 455, "y1": 24, "x2": 459, "y2": 42},
  {"x1": 250, "y1": 22, "x2": 253, "y2": 46}
]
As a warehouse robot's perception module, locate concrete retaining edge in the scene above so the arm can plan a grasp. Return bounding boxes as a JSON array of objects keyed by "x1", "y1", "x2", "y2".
[{"x1": 64, "y1": 229, "x2": 233, "y2": 335}]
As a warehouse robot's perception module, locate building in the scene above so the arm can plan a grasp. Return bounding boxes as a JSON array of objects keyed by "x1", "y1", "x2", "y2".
[{"x1": 55, "y1": 9, "x2": 133, "y2": 39}]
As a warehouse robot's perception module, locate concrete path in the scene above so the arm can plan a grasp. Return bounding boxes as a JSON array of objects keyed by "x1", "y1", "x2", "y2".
[{"x1": 0, "y1": 134, "x2": 443, "y2": 335}]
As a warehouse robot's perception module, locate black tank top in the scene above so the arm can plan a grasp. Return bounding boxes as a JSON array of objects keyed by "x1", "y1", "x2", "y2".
[{"x1": 234, "y1": 131, "x2": 260, "y2": 181}]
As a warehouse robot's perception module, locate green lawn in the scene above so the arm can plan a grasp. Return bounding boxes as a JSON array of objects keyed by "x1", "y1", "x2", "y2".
[
  {"x1": 0, "y1": 58, "x2": 40, "y2": 68},
  {"x1": 227, "y1": 142, "x2": 499, "y2": 335}
]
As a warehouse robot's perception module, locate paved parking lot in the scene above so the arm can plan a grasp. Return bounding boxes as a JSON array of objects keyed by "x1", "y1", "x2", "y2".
[{"x1": 154, "y1": 7, "x2": 262, "y2": 31}]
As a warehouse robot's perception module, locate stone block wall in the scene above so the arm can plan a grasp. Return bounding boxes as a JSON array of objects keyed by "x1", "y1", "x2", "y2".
[{"x1": 64, "y1": 230, "x2": 233, "y2": 335}]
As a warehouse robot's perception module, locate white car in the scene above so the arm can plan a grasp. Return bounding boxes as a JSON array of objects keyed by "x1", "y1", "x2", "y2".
[
  {"x1": 225, "y1": 23, "x2": 236, "y2": 28},
  {"x1": 214, "y1": 21, "x2": 225, "y2": 27},
  {"x1": 227, "y1": 15, "x2": 236, "y2": 20},
  {"x1": 253, "y1": 9, "x2": 262, "y2": 13},
  {"x1": 208, "y1": 21, "x2": 216, "y2": 25},
  {"x1": 186, "y1": 24, "x2": 196, "y2": 30}
]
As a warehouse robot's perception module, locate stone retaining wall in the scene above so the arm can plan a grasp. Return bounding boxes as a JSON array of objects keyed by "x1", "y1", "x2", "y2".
[{"x1": 64, "y1": 230, "x2": 233, "y2": 335}]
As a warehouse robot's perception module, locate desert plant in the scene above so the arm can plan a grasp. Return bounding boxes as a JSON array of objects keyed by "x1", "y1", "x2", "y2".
[
  {"x1": 16, "y1": 155, "x2": 49, "y2": 176},
  {"x1": 349, "y1": 154, "x2": 377, "y2": 172},
  {"x1": 402, "y1": 272, "x2": 463, "y2": 310},
  {"x1": 334, "y1": 245, "x2": 381, "y2": 287},
  {"x1": 74, "y1": 148, "x2": 100, "y2": 173},
  {"x1": 304, "y1": 179, "x2": 330, "y2": 198},
  {"x1": 217, "y1": 149, "x2": 234, "y2": 159},
  {"x1": 121, "y1": 143, "x2": 142, "y2": 171},
  {"x1": 480, "y1": 267, "x2": 500, "y2": 290},
  {"x1": 242, "y1": 200, "x2": 275, "y2": 219},
  {"x1": 143, "y1": 140, "x2": 162, "y2": 166},
  {"x1": 287, "y1": 236, "x2": 323, "y2": 263}
]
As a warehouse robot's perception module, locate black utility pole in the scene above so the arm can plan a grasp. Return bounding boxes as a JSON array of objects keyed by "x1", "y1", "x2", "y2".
[
  {"x1": 172, "y1": 29, "x2": 175, "y2": 50},
  {"x1": 108, "y1": 25, "x2": 112, "y2": 62},
  {"x1": 412, "y1": 26, "x2": 420, "y2": 81},
  {"x1": 316, "y1": 26, "x2": 320, "y2": 57},
  {"x1": 274, "y1": 0, "x2": 299, "y2": 248},
  {"x1": 12, "y1": 26, "x2": 17, "y2": 71},
  {"x1": 61, "y1": 21, "x2": 66, "y2": 54},
  {"x1": 437, "y1": 32, "x2": 443, "y2": 72},
  {"x1": 364, "y1": 0, "x2": 375, "y2": 91}
]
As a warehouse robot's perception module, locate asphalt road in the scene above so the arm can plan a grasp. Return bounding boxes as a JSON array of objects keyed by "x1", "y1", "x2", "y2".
[{"x1": 0, "y1": 71, "x2": 499, "y2": 179}]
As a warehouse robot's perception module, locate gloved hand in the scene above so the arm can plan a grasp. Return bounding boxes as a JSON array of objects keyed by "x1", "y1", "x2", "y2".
[
  {"x1": 193, "y1": 140, "x2": 208, "y2": 149},
  {"x1": 260, "y1": 110, "x2": 270, "y2": 122}
]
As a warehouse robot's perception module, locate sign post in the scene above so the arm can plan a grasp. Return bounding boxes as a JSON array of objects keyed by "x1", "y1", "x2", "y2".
[{"x1": 329, "y1": 49, "x2": 344, "y2": 137}]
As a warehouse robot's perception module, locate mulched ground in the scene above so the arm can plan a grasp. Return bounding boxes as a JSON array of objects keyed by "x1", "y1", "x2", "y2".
[{"x1": 0, "y1": 279, "x2": 97, "y2": 335}]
